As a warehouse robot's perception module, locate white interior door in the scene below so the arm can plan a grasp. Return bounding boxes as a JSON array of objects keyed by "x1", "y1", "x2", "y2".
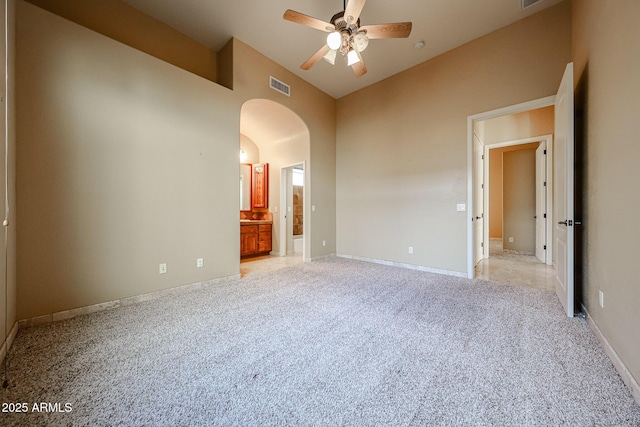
[
  {"x1": 473, "y1": 135, "x2": 485, "y2": 265},
  {"x1": 554, "y1": 63, "x2": 575, "y2": 317},
  {"x1": 535, "y1": 143, "x2": 546, "y2": 263}
]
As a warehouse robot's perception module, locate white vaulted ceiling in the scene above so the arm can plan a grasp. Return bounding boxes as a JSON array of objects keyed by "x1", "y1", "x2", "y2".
[{"x1": 122, "y1": 0, "x2": 564, "y2": 99}]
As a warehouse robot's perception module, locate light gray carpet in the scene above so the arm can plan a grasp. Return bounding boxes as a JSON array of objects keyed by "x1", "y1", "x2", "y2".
[{"x1": 1, "y1": 257, "x2": 639, "y2": 426}]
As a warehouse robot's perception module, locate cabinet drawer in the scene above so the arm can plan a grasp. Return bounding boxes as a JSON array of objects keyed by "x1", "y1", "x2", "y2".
[
  {"x1": 241, "y1": 224, "x2": 258, "y2": 234},
  {"x1": 258, "y1": 224, "x2": 272, "y2": 233}
]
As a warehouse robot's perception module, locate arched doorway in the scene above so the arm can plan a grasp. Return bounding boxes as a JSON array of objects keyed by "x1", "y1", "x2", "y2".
[{"x1": 240, "y1": 99, "x2": 310, "y2": 263}]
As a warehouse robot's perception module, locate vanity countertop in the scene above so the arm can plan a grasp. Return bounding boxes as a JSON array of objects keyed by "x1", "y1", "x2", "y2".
[{"x1": 240, "y1": 220, "x2": 273, "y2": 225}]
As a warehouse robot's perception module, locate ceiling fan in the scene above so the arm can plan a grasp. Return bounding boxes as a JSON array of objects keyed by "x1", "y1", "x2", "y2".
[{"x1": 283, "y1": 0, "x2": 412, "y2": 77}]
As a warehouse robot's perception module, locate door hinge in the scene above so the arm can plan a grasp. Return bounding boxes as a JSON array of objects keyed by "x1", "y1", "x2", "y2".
[
  {"x1": 544, "y1": 213, "x2": 547, "y2": 218},
  {"x1": 544, "y1": 149, "x2": 547, "y2": 154},
  {"x1": 544, "y1": 181, "x2": 547, "y2": 187},
  {"x1": 481, "y1": 183, "x2": 484, "y2": 189},
  {"x1": 481, "y1": 241, "x2": 484, "y2": 248},
  {"x1": 544, "y1": 245, "x2": 547, "y2": 250}
]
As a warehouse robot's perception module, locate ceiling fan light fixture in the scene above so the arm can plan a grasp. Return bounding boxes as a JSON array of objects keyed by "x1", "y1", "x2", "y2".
[
  {"x1": 347, "y1": 48, "x2": 360, "y2": 66},
  {"x1": 283, "y1": 1, "x2": 412, "y2": 78},
  {"x1": 323, "y1": 48, "x2": 337, "y2": 65},
  {"x1": 354, "y1": 32, "x2": 369, "y2": 52},
  {"x1": 327, "y1": 31, "x2": 342, "y2": 50}
]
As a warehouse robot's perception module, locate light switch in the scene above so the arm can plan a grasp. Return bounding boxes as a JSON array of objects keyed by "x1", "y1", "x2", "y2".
[{"x1": 457, "y1": 204, "x2": 466, "y2": 212}]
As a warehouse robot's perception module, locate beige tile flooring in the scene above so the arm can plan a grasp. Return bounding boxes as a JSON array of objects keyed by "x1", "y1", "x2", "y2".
[
  {"x1": 240, "y1": 254, "x2": 304, "y2": 277},
  {"x1": 475, "y1": 238, "x2": 556, "y2": 291},
  {"x1": 242, "y1": 249, "x2": 555, "y2": 293},
  {"x1": 474, "y1": 257, "x2": 556, "y2": 291}
]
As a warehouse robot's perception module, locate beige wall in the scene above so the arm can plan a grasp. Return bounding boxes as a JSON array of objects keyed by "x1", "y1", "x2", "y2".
[
  {"x1": 490, "y1": 143, "x2": 541, "y2": 241},
  {"x1": 1, "y1": 0, "x2": 16, "y2": 354},
  {"x1": 484, "y1": 107, "x2": 554, "y2": 239},
  {"x1": 573, "y1": 0, "x2": 640, "y2": 392},
  {"x1": 15, "y1": 2, "x2": 337, "y2": 320},
  {"x1": 16, "y1": 2, "x2": 241, "y2": 319},
  {"x1": 25, "y1": 0, "x2": 217, "y2": 82},
  {"x1": 489, "y1": 148, "x2": 504, "y2": 239},
  {"x1": 502, "y1": 146, "x2": 537, "y2": 253},
  {"x1": 239, "y1": 99, "x2": 311, "y2": 256},
  {"x1": 231, "y1": 39, "x2": 336, "y2": 259},
  {"x1": 336, "y1": 1, "x2": 571, "y2": 273},
  {"x1": 240, "y1": 134, "x2": 260, "y2": 164},
  {"x1": 483, "y1": 105, "x2": 554, "y2": 145},
  {"x1": 483, "y1": 106, "x2": 555, "y2": 145}
]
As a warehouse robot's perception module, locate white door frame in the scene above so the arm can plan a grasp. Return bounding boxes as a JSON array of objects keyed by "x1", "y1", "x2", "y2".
[
  {"x1": 482, "y1": 135, "x2": 554, "y2": 266},
  {"x1": 466, "y1": 96, "x2": 556, "y2": 278},
  {"x1": 473, "y1": 133, "x2": 485, "y2": 265},
  {"x1": 280, "y1": 161, "x2": 307, "y2": 260}
]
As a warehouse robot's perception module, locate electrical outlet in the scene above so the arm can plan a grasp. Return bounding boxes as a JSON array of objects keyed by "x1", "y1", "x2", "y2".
[
  {"x1": 508, "y1": 237, "x2": 514, "y2": 243},
  {"x1": 197, "y1": 258, "x2": 204, "y2": 268},
  {"x1": 322, "y1": 240, "x2": 326, "y2": 247},
  {"x1": 599, "y1": 290, "x2": 604, "y2": 308},
  {"x1": 159, "y1": 263, "x2": 167, "y2": 274},
  {"x1": 408, "y1": 246, "x2": 414, "y2": 254}
]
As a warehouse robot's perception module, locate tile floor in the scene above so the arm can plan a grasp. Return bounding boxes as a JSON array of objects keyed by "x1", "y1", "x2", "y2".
[
  {"x1": 242, "y1": 248, "x2": 555, "y2": 293},
  {"x1": 474, "y1": 238, "x2": 556, "y2": 291},
  {"x1": 240, "y1": 254, "x2": 304, "y2": 277},
  {"x1": 474, "y1": 257, "x2": 556, "y2": 291}
]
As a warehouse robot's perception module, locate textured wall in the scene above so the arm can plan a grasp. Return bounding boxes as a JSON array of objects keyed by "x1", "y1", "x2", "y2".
[
  {"x1": 16, "y1": 2, "x2": 239, "y2": 319},
  {"x1": 336, "y1": 2, "x2": 571, "y2": 274},
  {"x1": 25, "y1": 0, "x2": 217, "y2": 82},
  {"x1": 572, "y1": 0, "x2": 640, "y2": 396}
]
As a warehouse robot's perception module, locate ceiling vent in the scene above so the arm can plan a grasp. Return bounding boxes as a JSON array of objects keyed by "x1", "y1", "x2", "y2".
[
  {"x1": 269, "y1": 76, "x2": 290, "y2": 97},
  {"x1": 521, "y1": 0, "x2": 543, "y2": 9}
]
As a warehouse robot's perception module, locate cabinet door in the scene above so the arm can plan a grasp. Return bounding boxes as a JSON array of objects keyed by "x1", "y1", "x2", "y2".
[
  {"x1": 258, "y1": 224, "x2": 272, "y2": 253},
  {"x1": 252, "y1": 163, "x2": 269, "y2": 209},
  {"x1": 241, "y1": 225, "x2": 258, "y2": 256},
  {"x1": 241, "y1": 233, "x2": 258, "y2": 256}
]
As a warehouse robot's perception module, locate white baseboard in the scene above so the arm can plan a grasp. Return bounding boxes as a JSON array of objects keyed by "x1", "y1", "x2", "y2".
[
  {"x1": 310, "y1": 253, "x2": 336, "y2": 262},
  {"x1": 582, "y1": 304, "x2": 640, "y2": 407},
  {"x1": 19, "y1": 274, "x2": 241, "y2": 329},
  {"x1": 1, "y1": 321, "x2": 19, "y2": 364},
  {"x1": 336, "y1": 253, "x2": 467, "y2": 278}
]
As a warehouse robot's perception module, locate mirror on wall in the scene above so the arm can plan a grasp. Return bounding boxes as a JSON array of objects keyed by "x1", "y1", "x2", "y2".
[{"x1": 240, "y1": 163, "x2": 252, "y2": 211}]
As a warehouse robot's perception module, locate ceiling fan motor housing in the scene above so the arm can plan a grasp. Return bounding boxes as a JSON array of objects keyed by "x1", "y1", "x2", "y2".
[{"x1": 330, "y1": 11, "x2": 367, "y2": 55}]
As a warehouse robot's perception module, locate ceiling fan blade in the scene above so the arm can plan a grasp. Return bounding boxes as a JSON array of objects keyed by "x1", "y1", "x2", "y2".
[
  {"x1": 360, "y1": 22, "x2": 412, "y2": 39},
  {"x1": 283, "y1": 9, "x2": 334, "y2": 32},
  {"x1": 351, "y1": 50, "x2": 367, "y2": 77},
  {"x1": 301, "y1": 45, "x2": 332, "y2": 71},
  {"x1": 344, "y1": 0, "x2": 366, "y2": 25}
]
